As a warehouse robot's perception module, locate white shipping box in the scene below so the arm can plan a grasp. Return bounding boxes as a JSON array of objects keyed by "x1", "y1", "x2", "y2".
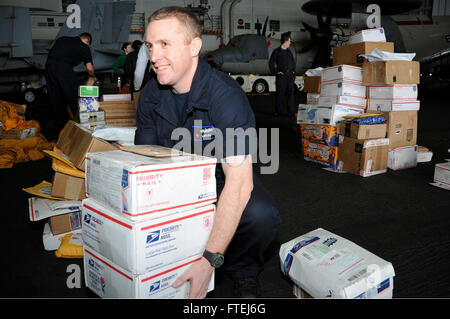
[
  {"x1": 369, "y1": 85, "x2": 418, "y2": 99},
  {"x1": 368, "y1": 99, "x2": 420, "y2": 112},
  {"x1": 82, "y1": 198, "x2": 215, "y2": 274},
  {"x1": 348, "y1": 27, "x2": 386, "y2": 44},
  {"x1": 388, "y1": 145, "x2": 418, "y2": 171},
  {"x1": 321, "y1": 65, "x2": 363, "y2": 83},
  {"x1": 279, "y1": 228, "x2": 395, "y2": 299},
  {"x1": 85, "y1": 150, "x2": 217, "y2": 220},
  {"x1": 297, "y1": 104, "x2": 364, "y2": 126},
  {"x1": 84, "y1": 249, "x2": 214, "y2": 298},
  {"x1": 318, "y1": 95, "x2": 367, "y2": 109},
  {"x1": 433, "y1": 162, "x2": 450, "y2": 189},
  {"x1": 321, "y1": 80, "x2": 366, "y2": 98}
]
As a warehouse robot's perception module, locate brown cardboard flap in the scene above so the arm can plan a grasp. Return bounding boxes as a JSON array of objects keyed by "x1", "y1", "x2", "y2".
[
  {"x1": 120, "y1": 145, "x2": 184, "y2": 157},
  {"x1": 304, "y1": 76, "x2": 321, "y2": 93},
  {"x1": 363, "y1": 61, "x2": 420, "y2": 85},
  {"x1": 51, "y1": 172, "x2": 86, "y2": 201},
  {"x1": 332, "y1": 42, "x2": 394, "y2": 66}
]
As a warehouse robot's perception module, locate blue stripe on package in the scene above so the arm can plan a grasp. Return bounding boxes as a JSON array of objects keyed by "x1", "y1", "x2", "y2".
[{"x1": 352, "y1": 116, "x2": 386, "y2": 125}]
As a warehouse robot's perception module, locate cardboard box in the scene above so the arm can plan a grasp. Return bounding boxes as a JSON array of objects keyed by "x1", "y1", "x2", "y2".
[
  {"x1": 300, "y1": 124, "x2": 339, "y2": 146},
  {"x1": 302, "y1": 138, "x2": 339, "y2": 169},
  {"x1": 348, "y1": 28, "x2": 386, "y2": 45},
  {"x1": 321, "y1": 65, "x2": 363, "y2": 83},
  {"x1": 85, "y1": 149, "x2": 217, "y2": 221},
  {"x1": 51, "y1": 172, "x2": 86, "y2": 201},
  {"x1": 388, "y1": 145, "x2": 418, "y2": 170},
  {"x1": 101, "y1": 94, "x2": 132, "y2": 101},
  {"x1": 79, "y1": 111, "x2": 105, "y2": 124},
  {"x1": 368, "y1": 99, "x2": 420, "y2": 112},
  {"x1": 417, "y1": 146, "x2": 433, "y2": 162},
  {"x1": 49, "y1": 211, "x2": 82, "y2": 235},
  {"x1": 78, "y1": 97, "x2": 100, "y2": 113},
  {"x1": 338, "y1": 137, "x2": 389, "y2": 177},
  {"x1": 279, "y1": 228, "x2": 395, "y2": 299},
  {"x1": 0, "y1": 127, "x2": 36, "y2": 140},
  {"x1": 382, "y1": 111, "x2": 418, "y2": 150},
  {"x1": 84, "y1": 249, "x2": 214, "y2": 298},
  {"x1": 79, "y1": 86, "x2": 99, "y2": 98},
  {"x1": 56, "y1": 121, "x2": 118, "y2": 171},
  {"x1": 363, "y1": 61, "x2": 420, "y2": 85},
  {"x1": 337, "y1": 122, "x2": 387, "y2": 139},
  {"x1": 82, "y1": 198, "x2": 215, "y2": 274},
  {"x1": 368, "y1": 85, "x2": 418, "y2": 99},
  {"x1": 332, "y1": 41, "x2": 394, "y2": 66},
  {"x1": 304, "y1": 76, "x2": 321, "y2": 93},
  {"x1": 297, "y1": 104, "x2": 365, "y2": 126},
  {"x1": 318, "y1": 95, "x2": 367, "y2": 109},
  {"x1": 321, "y1": 80, "x2": 366, "y2": 98},
  {"x1": 433, "y1": 162, "x2": 450, "y2": 189},
  {"x1": 42, "y1": 222, "x2": 81, "y2": 251}
]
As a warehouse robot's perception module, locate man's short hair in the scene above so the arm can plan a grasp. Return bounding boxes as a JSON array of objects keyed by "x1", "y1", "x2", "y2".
[
  {"x1": 148, "y1": 6, "x2": 202, "y2": 43},
  {"x1": 121, "y1": 42, "x2": 131, "y2": 51},
  {"x1": 281, "y1": 32, "x2": 291, "y2": 44},
  {"x1": 79, "y1": 32, "x2": 92, "y2": 45},
  {"x1": 131, "y1": 40, "x2": 142, "y2": 51}
]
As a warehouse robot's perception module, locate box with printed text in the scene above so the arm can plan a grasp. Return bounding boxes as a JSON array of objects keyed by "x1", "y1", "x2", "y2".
[
  {"x1": 84, "y1": 249, "x2": 214, "y2": 298},
  {"x1": 82, "y1": 198, "x2": 215, "y2": 274},
  {"x1": 85, "y1": 149, "x2": 217, "y2": 221}
]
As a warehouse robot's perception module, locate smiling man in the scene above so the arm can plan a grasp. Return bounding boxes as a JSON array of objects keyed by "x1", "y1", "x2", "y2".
[{"x1": 135, "y1": 7, "x2": 280, "y2": 299}]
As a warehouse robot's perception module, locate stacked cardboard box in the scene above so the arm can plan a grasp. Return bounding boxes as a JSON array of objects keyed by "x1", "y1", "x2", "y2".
[
  {"x1": 82, "y1": 146, "x2": 218, "y2": 298},
  {"x1": 297, "y1": 65, "x2": 366, "y2": 169},
  {"x1": 78, "y1": 85, "x2": 105, "y2": 129},
  {"x1": 99, "y1": 93, "x2": 138, "y2": 127}
]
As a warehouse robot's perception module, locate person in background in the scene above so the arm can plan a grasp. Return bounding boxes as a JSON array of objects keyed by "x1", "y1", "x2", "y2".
[
  {"x1": 268, "y1": 31, "x2": 296, "y2": 117},
  {"x1": 135, "y1": 6, "x2": 280, "y2": 299},
  {"x1": 123, "y1": 40, "x2": 143, "y2": 93},
  {"x1": 133, "y1": 42, "x2": 154, "y2": 91},
  {"x1": 45, "y1": 32, "x2": 96, "y2": 139},
  {"x1": 113, "y1": 42, "x2": 131, "y2": 79}
]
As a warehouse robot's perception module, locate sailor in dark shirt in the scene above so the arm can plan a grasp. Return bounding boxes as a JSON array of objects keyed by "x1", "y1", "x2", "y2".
[
  {"x1": 45, "y1": 32, "x2": 96, "y2": 137},
  {"x1": 269, "y1": 32, "x2": 296, "y2": 117}
]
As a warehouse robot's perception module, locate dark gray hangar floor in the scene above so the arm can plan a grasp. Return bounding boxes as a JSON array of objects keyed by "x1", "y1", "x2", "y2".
[{"x1": 0, "y1": 86, "x2": 449, "y2": 300}]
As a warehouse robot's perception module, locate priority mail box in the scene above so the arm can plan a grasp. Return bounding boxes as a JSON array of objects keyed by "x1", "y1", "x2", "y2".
[
  {"x1": 321, "y1": 65, "x2": 363, "y2": 83},
  {"x1": 368, "y1": 99, "x2": 420, "y2": 112},
  {"x1": 338, "y1": 137, "x2": 389, "y2": 177},
  {"x1": 297, "y1": 104, "x2": 364, "y2": 126},
  {"x1": 57, "y1": 121, "x2": 118, "y2": 171},
  {"x1": 388, "y1": 145, "x2": 418, "y2": 171},
  {"x1": 332, "y1": 41, "x2": 394, "y2": 66},
  {"x1": 82, "y1": 198, "x2": 215, "y2": 274},
  {"x1": 306, "y1": 93, "x2": 320, "y2": 105},
  {"x1": 368, "y1": 85, "x2": 418, "y2": 99},
  {"x1": 433, "y1": 162, "x2": 450, "y2": 189},
  {"x1": 348, "y1": 27, "x2": 386, "y2": 45},
  {"x1": 318, "y1": 95, "x2": 367, "y2": 109},
  {"x1": 279, "y1": 228, "x2": 395, "y2": 299},
  {"x1": 382, "y1": 111, "x2": 418, "y2": 150},
  {"x1": 363, "y1": 61, "x2": 420, "y2": 85},
  {"x1": 84, "y1": 249, "x2": 214, "y2": 299},
  {"x1": 85, "y1": 149, "x2": 217, "y2": 220},
  {"x1": 320, "y1": 80, "x2": 366, "y2": 98}
]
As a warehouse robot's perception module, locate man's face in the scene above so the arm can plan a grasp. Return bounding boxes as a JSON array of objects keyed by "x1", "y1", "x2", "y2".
[
  {"x1": 284, "y1": 37, "x2": 291, "y2": 48},
  {"x1": 124, "y1": 44, "x2": 132, "y2": 54},
  {"x1": 81, "y1": 37, "x2": 90, "y2": 46},
  {"x1": 146, "y1": 17, "x2": 201, "y2": 93}
]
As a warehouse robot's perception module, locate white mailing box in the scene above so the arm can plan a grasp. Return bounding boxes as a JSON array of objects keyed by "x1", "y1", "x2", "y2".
[
  {"x1": 297, "y1": 104, "x2": 364, "y2": 126},
  {"x1": 84, "y1": 249, "x2": 214, "y2": 298},
  {"x1": 368, "y1": 85, "x2": 418, "y2": 99},
  {"x1": 368, "y1": 99, "x2": 420, "y2": 112},
  {"x1": 321, "y1": 80, "x2": 366, "y2": 98},
  {"x1": 388, "y1": 145, "x2": 418, "y2": 171},
  {"x1": 348, "y1": 27, "x2": 386, "y2": 44},
  {"x1": 85, "y1": 150, "x2": 217, "y2": 221},
  {"x1": 433, "y1": 162, "x2": 450, "y2": 189},
  {"x1": 318, "y1": 95, "x2": 367, "y2": 109},
  {"x1": 321, "y1": 65, "x2": 363, "y2": 83},
  {"x1": 279, "y1": 228, "x2": 395, "y2": 299},
  {"x1": 82, "y1": 198, "x2": 215, "y2": 274},
  {"x1": 306, "y1": 93, "x2": 320, "y2": 105}
]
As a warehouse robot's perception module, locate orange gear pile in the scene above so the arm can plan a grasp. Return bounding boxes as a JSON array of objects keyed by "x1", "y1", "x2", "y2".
[{"x1": 0, "y1": 101, "x2": 55, "y2": 168}]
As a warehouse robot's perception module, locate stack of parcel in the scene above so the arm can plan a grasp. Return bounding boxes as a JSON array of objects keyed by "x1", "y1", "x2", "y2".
[
  {"x1": 81, "y1": 144, "x2": 217, "y2": 298},
  {"x1": 298, "y1": 27, "x2": 426, "y2": 176}
]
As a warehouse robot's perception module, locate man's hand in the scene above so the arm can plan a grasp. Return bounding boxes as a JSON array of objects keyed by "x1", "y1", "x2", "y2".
[{"x1": 172, "y1": 257, "x2": 214, "y2": 299}]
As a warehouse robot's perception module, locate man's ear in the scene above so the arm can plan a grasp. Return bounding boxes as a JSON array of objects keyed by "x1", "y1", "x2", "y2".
[{"x1": 190, "y1": 37, "x2": 202, "y2": 57}]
